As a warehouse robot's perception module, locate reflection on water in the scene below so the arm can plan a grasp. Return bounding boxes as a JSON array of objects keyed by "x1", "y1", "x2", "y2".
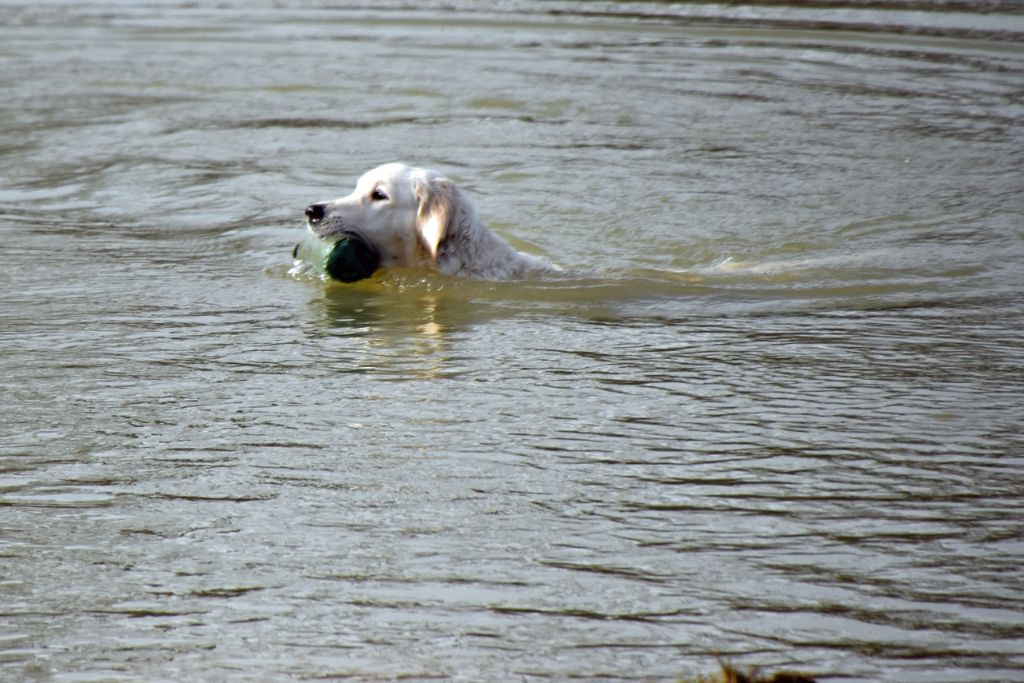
[{"x1": 1, "y1": 1, "x2": 1023, "y2": 681}]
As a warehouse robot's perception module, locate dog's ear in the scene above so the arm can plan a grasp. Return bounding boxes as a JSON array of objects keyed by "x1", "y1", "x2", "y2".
[{"x1": 414, "y1": 176, "x2": 458, "y2": 261}]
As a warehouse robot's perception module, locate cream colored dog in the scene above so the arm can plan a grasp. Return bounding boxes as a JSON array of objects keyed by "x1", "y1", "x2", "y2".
[{"x1": 304, "y1": 163, "x2": 554, "y2": 280}]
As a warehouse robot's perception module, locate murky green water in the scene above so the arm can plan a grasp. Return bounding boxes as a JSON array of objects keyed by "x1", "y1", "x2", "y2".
[{"x1": 2, "y1": 2, "x2": 1023, "y2": 681}]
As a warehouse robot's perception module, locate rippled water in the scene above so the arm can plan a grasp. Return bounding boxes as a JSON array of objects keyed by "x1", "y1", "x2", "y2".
[{"x1": 2, "y1": 2, "x2": 1023, "y2": 681}]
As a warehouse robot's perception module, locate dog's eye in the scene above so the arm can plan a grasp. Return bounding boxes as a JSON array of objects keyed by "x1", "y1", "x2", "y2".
[{"x1": 370, "y1": 188, "x2": 388, "y2": 202}]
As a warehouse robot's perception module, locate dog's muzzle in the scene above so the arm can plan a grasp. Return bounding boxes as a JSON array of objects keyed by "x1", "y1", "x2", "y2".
[{"x1": 299, "y1": 204, "x2": 380, "y2": 282}]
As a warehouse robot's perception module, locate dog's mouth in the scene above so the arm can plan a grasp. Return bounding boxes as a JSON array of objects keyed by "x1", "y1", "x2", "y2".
[{"x1": 306, "y1": 218, "x2": 334, "y2": 240}]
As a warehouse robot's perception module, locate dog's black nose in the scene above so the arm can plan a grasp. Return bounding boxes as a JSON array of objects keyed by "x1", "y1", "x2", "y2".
[{"x1": 305, "y1": 203, "x2": 326, "y2": 223}]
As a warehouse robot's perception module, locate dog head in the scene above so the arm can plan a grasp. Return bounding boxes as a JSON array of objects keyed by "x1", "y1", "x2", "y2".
[{"x1": 304, "y1": 163, "x2": 469, "y2": 280}]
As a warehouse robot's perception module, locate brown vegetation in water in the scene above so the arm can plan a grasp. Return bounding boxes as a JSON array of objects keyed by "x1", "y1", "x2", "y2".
[{"x1": 688, "y1": 663, "x2": 818, "y2": 683}]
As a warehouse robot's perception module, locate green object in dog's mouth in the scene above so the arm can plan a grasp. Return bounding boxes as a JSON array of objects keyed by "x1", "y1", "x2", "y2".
[{"x1": 292, "y1": 232, "x2": 381, "y2": 283}]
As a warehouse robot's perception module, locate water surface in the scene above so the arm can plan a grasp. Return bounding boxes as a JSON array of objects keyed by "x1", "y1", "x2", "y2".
[{"x1": 1, "y1": 2, "x2": 1023, "y2": 681}]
